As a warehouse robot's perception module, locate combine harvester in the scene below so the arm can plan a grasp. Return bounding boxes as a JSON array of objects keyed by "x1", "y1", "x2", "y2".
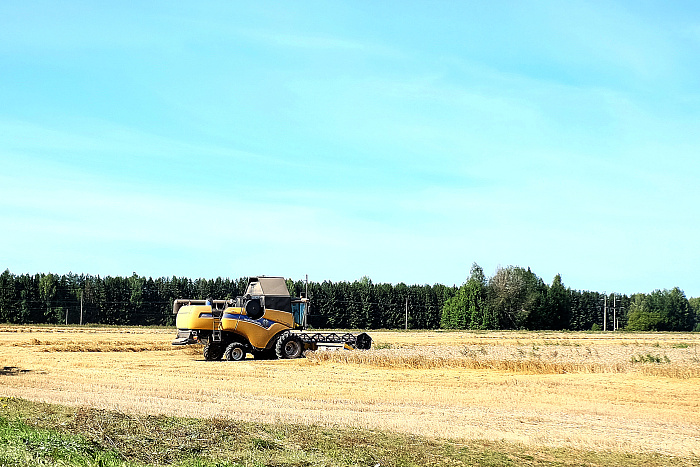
[{"x1": 172, "y1": 276, "x2": 372, "y2": 360}]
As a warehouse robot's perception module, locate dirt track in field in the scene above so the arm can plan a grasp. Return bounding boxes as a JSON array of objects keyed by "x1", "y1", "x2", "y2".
[{"x1": 1, "y1": 326, "x2": 699, "y2": 457}]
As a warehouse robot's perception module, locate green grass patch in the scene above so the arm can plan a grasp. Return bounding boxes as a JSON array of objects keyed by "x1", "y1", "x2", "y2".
[
  {"x1": 374, "y1": 343, "x2": 394, "y2": 350},
  {"x1": 0, "y1": 416, "x2": 129, "y2": 467},
  {"x1": 631, "y1": 353, "x2": 671, "y2": 364},
  {"x1": 0, "y1": 397, "x2": 697, "y2": 466}
]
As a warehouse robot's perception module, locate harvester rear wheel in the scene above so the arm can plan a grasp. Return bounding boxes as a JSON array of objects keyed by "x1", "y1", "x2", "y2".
[
  {"x1": 224, "y1": 342, "x2": 246, "y2": 361},
  {"x1": 275, "y1": 332, "x2": 303, "y2": 359},
  {"x1": 203, "y1": 342, "x2": 224, "y2": 361}
]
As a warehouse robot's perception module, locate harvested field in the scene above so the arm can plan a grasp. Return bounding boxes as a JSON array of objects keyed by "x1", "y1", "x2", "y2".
[{"x1": 1, "y1": 326, "x2": 699, "y2": 460}]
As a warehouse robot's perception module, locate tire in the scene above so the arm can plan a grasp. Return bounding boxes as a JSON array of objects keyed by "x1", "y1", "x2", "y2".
[
  {"x1": 203, "y1": 342, "x2": 224, "y2": 361},
  {"x1": 224, "y1": 342, "x2": 246, "y2": 361},
  {"x1": 275, "y1": 331, "x2": 304, "y2": 359},
  {"x1": 355, "y1": 332, "x2": 372, "y2": 350}
]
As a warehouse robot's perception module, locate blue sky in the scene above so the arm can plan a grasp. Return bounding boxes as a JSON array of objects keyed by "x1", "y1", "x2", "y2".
[{"x1": 1, "y1": 1, "x2": 699, "y2": 296}]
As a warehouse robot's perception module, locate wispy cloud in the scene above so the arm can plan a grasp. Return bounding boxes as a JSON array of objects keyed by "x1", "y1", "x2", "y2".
[
  {"x1": 2, "y1": 1, "x2": 699, "y2": 294},
  {"x1": 239, "y1": 28, "x2": 366, "y2": 51}
]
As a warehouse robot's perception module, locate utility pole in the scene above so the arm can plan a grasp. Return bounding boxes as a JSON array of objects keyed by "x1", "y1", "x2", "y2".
[
  {"x1": 80, "y1": 290, "x2": 83, "y2": 326},
  {"x1": 303, "y1": 275, "x2": 308, "y2": 330},
  {"x1": 603, "y1": 294, "x2": 607, "y2": 332},
  {"x1": 405, "y1": 296, "x2": 408, "y2": 330},
  {"x1": 613, "y1": 294, "x2": 617, "y2": 331}
]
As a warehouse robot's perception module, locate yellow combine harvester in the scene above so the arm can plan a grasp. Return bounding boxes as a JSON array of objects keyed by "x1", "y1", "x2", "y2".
[{"x1": 172, "y1": 276, "x2": 372, "y2": 360}]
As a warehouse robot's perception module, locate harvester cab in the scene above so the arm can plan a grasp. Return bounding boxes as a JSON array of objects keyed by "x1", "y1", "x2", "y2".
[{"x1": 172, "y1": 276, "x2": 370, "y2": 361}]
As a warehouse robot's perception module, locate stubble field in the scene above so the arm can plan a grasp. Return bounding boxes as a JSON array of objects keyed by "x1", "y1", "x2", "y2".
[{"x1": 1, "y1": 326, "x2": 699, "y2": 461}]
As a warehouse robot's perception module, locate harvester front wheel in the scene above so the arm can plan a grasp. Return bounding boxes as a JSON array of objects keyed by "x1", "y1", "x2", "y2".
[
  {"x1": 203, "y1": 342, "x2": 224, "y2": 361},
  {"x1": 224, "y1": 342, "x2": 246, "y2": 362},
  {"x1": 275, "y1": 332, "x2": 303, "y2": 359}
]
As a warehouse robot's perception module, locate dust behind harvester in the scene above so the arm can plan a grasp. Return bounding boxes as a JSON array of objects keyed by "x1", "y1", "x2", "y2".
[{"x1": 172, "y1": 276, "x2": 372, "y2": 360}]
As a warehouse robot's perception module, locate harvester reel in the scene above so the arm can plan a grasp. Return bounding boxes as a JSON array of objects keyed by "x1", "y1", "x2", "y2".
[
  {"x1": 224, "y1": 342, "x2": 246, "y2": 361},
  {"x1": 275, "y1": 331, "x2": 303, "y2": 359}
]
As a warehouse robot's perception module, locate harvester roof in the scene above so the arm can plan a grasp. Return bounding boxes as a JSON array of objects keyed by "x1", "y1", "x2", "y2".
[{"x1": 247, "y1": 276, "x2": 290, "y2": 297}]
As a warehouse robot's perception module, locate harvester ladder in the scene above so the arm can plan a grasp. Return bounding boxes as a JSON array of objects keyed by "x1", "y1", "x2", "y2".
[{"x1": 212, "y1": 312, "x2": 222, "y2": 343}]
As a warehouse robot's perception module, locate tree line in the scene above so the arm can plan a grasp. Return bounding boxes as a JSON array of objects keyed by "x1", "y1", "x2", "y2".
[
  {"x1": 0, "y1": 270, "x2": 250, "y2": 327},
  {"x1": 0, "y1": 267, "x2": 698, "y2": 331},
  {"x1": 440, "y1": 264, "x2": 698, "y2": 332}
]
